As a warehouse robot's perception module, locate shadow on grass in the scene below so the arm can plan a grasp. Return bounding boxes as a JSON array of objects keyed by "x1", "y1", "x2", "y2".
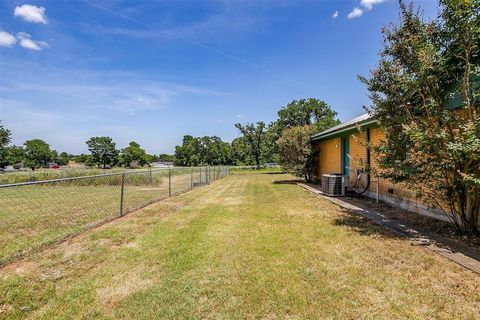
[
  {"x1": 272, "y1": 179, "x2": 304, "y2": 185},
  {"x1": 333, "y1": 209, "x2": 400, "y2": 239}
]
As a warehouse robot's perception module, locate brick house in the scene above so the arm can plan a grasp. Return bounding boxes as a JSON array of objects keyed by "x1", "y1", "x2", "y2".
[
  {"x1": 310, "y1": 113, "x2": 445, "y2": 221},
  {"x1": 310, "y1": 73, "x2": 479, "y2": 221}
]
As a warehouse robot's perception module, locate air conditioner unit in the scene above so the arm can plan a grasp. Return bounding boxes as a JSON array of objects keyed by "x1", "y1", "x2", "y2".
[{"x1": 321, "y1": 174, "x2": 347, "y2": 196}]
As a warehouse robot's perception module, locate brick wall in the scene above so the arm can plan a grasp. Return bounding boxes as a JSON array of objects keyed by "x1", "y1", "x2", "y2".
[
  {"x1": 315, "y1": 138, "x2": 341, "y2": 178},
  {"x1": 348, "y1": 132, "x2": 367, "y2": 189},
  {"x1": 315, "y1": 127, "x2": 429, "y2": 212},
  {"x1": 365, "y1": 127, "x2": 426, "y2": 207}
]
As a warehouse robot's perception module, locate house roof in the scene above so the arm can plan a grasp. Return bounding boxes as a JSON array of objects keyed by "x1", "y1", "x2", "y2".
[{"x1": 310, "y1": 113, "x2": 377, "y2": 141}]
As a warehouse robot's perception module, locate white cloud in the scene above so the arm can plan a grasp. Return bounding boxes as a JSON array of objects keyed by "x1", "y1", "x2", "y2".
[
  {"x1": 14, "y1": 4, "x2": 47, "y2": 24},
  {"x1": 332, "y1": 11, "x2": 339, "y2": 19},
  {"x1": 348, "y1": 8, "x2": 363, "y2": 19},
  {"x1": 16, "y1": 32, "x2": 50, "y2": 51},
  {"x1": 347, "y1": 0, "x2": 387, "y2": 20},
  {"x1": 0, "y1": 31, "x2": 17, "y2": 47},
  {"x1": 361, "y1": 0, "x2": 387, "y2": 10}
]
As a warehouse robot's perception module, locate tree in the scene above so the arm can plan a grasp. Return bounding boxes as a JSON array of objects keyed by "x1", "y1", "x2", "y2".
[
  {"x1": 199, "y1": 136, "x2": 232, "y2": 165},
  {"x1": 268, "y1": 98, "x2": 340, "y2": 162},
  {"x1": 235, "y1": 122, "x2": 267, "y2": 166},
  {"x1": 359, "y1": 1, "x2": 480, "y2": 233},
  {"x1": 146, "y1": 154, "x2": 159, "y2": 164},
  {"x1": 120, "y1": 141, "x2": 149, "y2": 168},
  {"x1": 277, "y1": 125, "x2": 317, "y2": 181},
  {"x1": 50, "y1": 150, "x2": 59, "y2": 164},
  {"x1": 158, "y1": 154, "x2": 175, "y2": 162},
  {"x1": 231, "y1": 137, "x2": 254, "y2": 165},
  {"x1": 86, "y1": 137, "x2": 119, "y2": 169},
  {"x1": 57, "y1": 152, "x2": 70, "y2": 166},
  {"x1": 73, "y1": 153, "x2": 91, "y2": 164},
  {"x1": 174, "y1": 135, "x2": 232, "y2": 166},
  {"x1": 0, "y1": 122, "x2": 11, "y2": 167},
  {"x1": 6, "y1": 146, "x2": 25, "y2": 166},
  {"x1": 275, "y1": 98, "x2": 340, "y2": 133},
  {"x1": 24, "y1": 139, "x2": 53, "y2": 170},
  {"x1": 262, "y1": 123, "x2": 281, "y2": 164},
  {"x1": 174, "y1": 135, "x2": 202, "y2": 166}
]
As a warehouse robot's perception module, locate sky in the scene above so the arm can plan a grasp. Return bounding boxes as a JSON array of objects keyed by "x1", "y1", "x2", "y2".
[{"x1": 0, "y1": 0, "x2": 440, "y2": 155}]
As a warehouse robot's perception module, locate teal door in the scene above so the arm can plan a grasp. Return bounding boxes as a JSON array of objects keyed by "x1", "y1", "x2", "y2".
[{"x1": 341, "y1": 138, "x2": 350, "y2": 175}]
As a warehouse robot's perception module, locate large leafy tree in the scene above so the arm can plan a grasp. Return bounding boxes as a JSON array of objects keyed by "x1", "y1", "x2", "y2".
[
  {"x1": 174, "y1": 135, "x2": 232, "y2": 166},
  {"x1": 277, "y1": 125, "x2": 317, "y2": 181},
  {"x1": 57, "y1": 152, "x2": 70, "y2": 166},
  {"x1": 231, "y1": 137, "x2": 254, "y2": 165},
  {"x1": 235, "y1": 122, "x2": 267, "y2": 166},
  {"x1": 174, "y1": 135, "x2": 203, "y2": 166},
  {"x1": 360, "y1": 1, "x2": 480, "y2": 233},
  {"x1": 268, "y1": 98, "x2": 340, "y2": 162},
  {"x1": 199, "y1": 136, "x2": 232, "y2": 165},
  {"x1": 158, "y1": 154, "x2": 175, "y2": 162},
  {"x1": 86, "y1": 137, "x2": 119, "y2": 169},
  {"x1": 6, "y1": 146, "x2": 25, "y2": 166},
  {"x1": 262, "y1": 123, "x2": 281, "y2": 164},
  {"x1": 0, "y1": 122, "x2": 11, "y2": 167},
  {"x1": 275, "y1": 98, "x2": 340, "y2": 133},
  {"x1": 24, "y1": 139, "x2": 53, "y2": 170},
  {"x1": 120, "y1": 141, "x2": 149, "y2": 168}
]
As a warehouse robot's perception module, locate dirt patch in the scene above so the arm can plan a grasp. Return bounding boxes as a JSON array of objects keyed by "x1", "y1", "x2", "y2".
[
  {"x1": 96, "y1": 268, "x2": 153, "y2": 306},
  {"x1": 0, "y1": 260, "x2": 37, "y2": 276},
  {"x1": 40, "y1": 268, "x2": 63, "y2": 281},
  {"x1": 61, "y1": 241, "x2": 87, "y2": 259},
  {"x1": 0, "y1": 304, "x2": 13, "y2": 314}
]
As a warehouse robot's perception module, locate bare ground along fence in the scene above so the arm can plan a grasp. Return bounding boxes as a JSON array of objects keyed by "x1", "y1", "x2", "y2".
[{"x1": 0, "y1": 166, "x2": 229, "y2": 266}]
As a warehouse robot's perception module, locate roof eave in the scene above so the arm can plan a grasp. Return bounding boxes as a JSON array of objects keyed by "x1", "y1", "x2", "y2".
[{"x1": 310, "y1": 118, "x2": 378, "y2": 142}]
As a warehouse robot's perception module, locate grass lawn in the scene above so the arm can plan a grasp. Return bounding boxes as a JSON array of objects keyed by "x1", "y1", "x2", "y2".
[
  {"x1": 0, "y1": 172, "x2": 196, "y2": 265},
  {"x1": 0, "y1": 173, "x2": 479, "y2": 319}
]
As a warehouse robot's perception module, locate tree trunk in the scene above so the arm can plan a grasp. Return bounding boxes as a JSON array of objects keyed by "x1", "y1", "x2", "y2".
[
  {"x1": 465, "y1": 192, "x2": 479, "y2": 234},
  {"x1": 455, "y1": 190, "x2": 479, "y2": 234}
]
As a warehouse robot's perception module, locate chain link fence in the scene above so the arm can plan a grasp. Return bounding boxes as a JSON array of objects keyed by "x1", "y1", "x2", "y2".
[{"x1": 0, "y1": 166, "x2": 229, "y2": 266}]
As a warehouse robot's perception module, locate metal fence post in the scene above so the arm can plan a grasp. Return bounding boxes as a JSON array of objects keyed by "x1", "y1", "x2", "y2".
[
  {"x1": 191, "y1": 167, "x2": 194, "y2": 189},
  {"x1": 206, "y1": 166, "x2": 209, "y2": 184},
  {"x1": 120, "y1": 173, "x2": 125, "y2": 216},
  {"x1": 168, "y1": 169, "x2": 172, "y2": 197},
  {"x1": 149, "y1": 166, "x2": 153, "y2": 185}
]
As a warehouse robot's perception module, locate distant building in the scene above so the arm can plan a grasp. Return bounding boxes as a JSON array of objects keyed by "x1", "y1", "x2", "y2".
[{"x1": 151, "y1": 161, "x2": 174, "y2": 168}]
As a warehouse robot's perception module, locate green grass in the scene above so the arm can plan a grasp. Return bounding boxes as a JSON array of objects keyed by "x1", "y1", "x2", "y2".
[
  {"x1": 0, "y1": 168, "x2": 133, "y2": 185},
  {"x1": 0, "y1": 173, "x2": 479, "y2": 319},
  {"x1": 0, "y1": 167, "x2": 227, "y2": 185},
  {"x1": 0, "y1": 171, "x2": 197, "y2": 265}
]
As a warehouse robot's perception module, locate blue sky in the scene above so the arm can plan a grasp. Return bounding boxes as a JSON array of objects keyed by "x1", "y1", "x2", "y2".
[{"x1": 0, "y1": 0, "x2": 439, "y2": 154}]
